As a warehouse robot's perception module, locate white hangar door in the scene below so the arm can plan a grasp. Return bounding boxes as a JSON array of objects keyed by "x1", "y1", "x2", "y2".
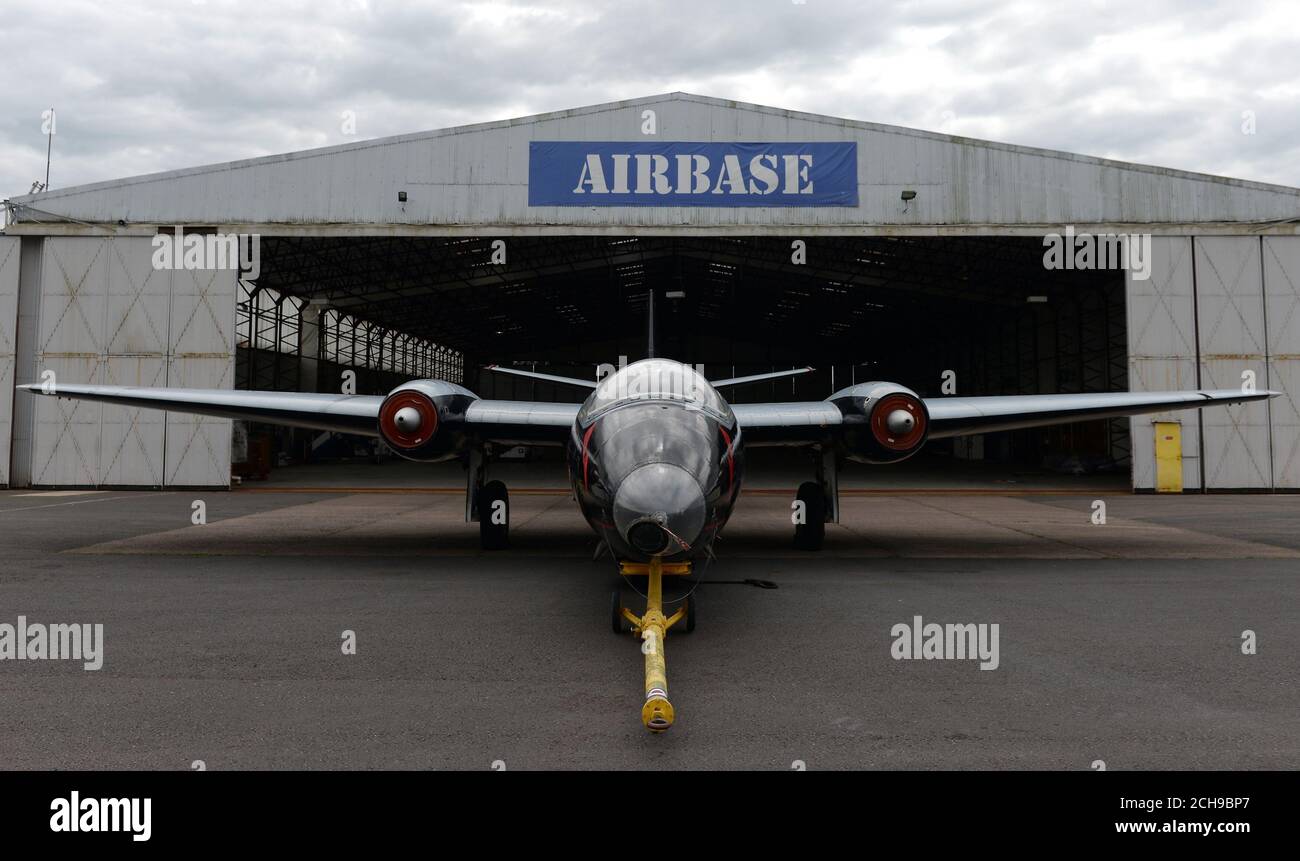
[
  {"x1": 1194, "y1": 237, "x2": 1271, "y2": 490},
  {"x1": 23, "y1": 236, "x2": 236, "y2": 488},
  {"x1": 1127, "y1": 237, "x2": 1203, "y2": 491},
  {"x1": 165, "y1": 262, "x2": 237, "y2": 486},
  {"x1": 0, "y1": 237, "x2": 19, "y2": 487},
  {"x1": 101, "y1": 237, "x2": 169, "y2": 485},
  {"x1": 1264, "y1": 237, "x2": 1300, "y2": 489}
]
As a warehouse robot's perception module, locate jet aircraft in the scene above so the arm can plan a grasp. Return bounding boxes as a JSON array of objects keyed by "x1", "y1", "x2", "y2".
[{"x1": 19, "y1": 353, "x2": 1276, "y2": 731}]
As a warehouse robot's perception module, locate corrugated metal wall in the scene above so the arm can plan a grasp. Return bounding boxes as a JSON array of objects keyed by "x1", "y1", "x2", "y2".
[
  {"x1": 1130, "y1": 235, "x2": 1300, "y2": 490},
  {"x1": 15, "y1": 236, "x2": 235, "y2": 487},
  {"x1": 0, "y1": 237, "x2": 19, "y2": 487},
  {"x1": 11, "y1": 94, "x2": 1300, "y2": 231}
]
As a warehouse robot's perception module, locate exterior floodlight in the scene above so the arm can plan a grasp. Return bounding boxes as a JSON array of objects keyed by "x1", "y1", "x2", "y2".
[{"x1": 900, "y1": 190, "x2": 917, "y2": 201}]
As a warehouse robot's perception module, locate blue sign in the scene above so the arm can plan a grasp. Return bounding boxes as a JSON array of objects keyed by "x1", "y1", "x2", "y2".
[{"x1": 528, "y1": 141, "x2": 858, "y2": 207}]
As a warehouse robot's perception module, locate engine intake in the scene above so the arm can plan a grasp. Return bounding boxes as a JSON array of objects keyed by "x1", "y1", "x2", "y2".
[
  {"x1": 376, "y1": 380, "x2": 476, "y2": 462},
  {"x1": 829, "y1": 381, "x2": 930, "y2": 464},
  {"x1": 379, "y1": 390, "x2": 439, "y2": 449}
]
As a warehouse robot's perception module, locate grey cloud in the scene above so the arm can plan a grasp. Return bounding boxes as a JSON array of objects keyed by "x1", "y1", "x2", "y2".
[{"x1": 1, "y1": 0, "x2": 1297, "y2": 197}]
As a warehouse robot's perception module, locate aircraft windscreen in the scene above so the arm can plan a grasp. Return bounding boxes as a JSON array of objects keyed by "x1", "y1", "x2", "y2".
[{"x1": 578, "y1": 359, "x2": 732, "y2": 422}]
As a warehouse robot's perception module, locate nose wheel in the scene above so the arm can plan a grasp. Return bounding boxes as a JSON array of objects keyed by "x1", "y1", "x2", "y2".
[{"x1": 611, "y1": 558, "x2": 693, "y2": 732}]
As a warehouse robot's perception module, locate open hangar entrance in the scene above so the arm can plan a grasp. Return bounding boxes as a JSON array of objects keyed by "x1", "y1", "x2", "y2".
[{"x1": 243, "y1": 233, "x2": 1128, "y2": 485}]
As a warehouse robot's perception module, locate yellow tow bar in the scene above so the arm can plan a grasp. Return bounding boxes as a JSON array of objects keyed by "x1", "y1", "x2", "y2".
[{"x1": 618, "y1": 558, "x2": 691, "y2": 732}]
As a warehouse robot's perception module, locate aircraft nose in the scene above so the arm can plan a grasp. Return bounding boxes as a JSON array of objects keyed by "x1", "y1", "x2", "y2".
[{"x1": 613, "y1": 463, "x2": 706, "y2": 556}]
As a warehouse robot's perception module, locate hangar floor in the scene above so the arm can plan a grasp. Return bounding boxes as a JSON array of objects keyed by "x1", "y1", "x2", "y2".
[{"x1": 1, "y1": 488, "x2": 1296, "y2": 769}]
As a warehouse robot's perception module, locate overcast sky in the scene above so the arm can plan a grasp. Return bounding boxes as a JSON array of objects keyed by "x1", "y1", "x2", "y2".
[{"x1": 2, "y1": 0, "x2": 1298, "y2": 198}]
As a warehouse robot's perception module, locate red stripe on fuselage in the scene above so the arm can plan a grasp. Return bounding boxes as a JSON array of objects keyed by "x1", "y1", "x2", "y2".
[
  {"x1": 719, "y1": 426, "x2": 734, "y2": 492},
  {"x1": 582, "y1": 422, "x2": 597, "y2": 491}
]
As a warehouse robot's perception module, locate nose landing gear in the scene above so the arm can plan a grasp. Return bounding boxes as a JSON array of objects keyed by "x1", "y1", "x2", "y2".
[{"x1": 612, "y1": 558, "x2": 693, "y2": 732}]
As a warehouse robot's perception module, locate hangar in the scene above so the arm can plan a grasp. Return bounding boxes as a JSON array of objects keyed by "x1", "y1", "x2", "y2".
[{"x1": 1, "y1": 92, "x2": 1298, "y2": 491}]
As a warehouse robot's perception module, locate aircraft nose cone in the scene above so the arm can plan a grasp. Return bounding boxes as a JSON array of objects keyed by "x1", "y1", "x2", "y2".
[
  {"x1": 613, "y1": 463, "x2": 706, "y2": 556},
  {"x1": 393, "y1": 406, "x2": 423, "y2": 433},
  {"x1": 885, "y1": 408, "x2": 915, "y2": 436}
]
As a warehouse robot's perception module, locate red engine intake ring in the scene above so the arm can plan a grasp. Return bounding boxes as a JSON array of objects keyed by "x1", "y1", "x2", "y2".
[
  {"x1": 870, "y1": 394, "x2": 927, "y2": 451},
  {"x1": 379, "y1": 390, "x2": 439, "y2": 449}
]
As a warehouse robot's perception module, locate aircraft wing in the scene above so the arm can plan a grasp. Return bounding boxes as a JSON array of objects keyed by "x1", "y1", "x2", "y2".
[
  {"x1": 731, "y1": 402, "x2": 843, "y2": 444},
  {"x1": 20, "y1": 383, "x2": 1279, "y2": 448},
  {"x1": 16, "y1": 383, "x2": 581, "y2": 445},
  {"x1": 923, "y1": 389, "x2": 1278, "y2": 438},
  {"x1": 16, "y1": 383, "x2": 387, "y2": 435},
  {"x1": 463, "y1": 399, "x2": 579, "y2": 444},
  {"x1": 733, "y1": 388, "x2": 1279, "y2": 444}
]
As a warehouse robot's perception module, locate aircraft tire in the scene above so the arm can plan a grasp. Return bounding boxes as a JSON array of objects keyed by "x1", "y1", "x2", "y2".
[
  {"x1": 479, "y1": 480, "x2": 509, "y2": 550},
  {"x1": 793, "y1": 481, "x2": 826, "y2": 551},
  {"x1": 611, "y1": 590, "x2": 626, "y2": 634}
]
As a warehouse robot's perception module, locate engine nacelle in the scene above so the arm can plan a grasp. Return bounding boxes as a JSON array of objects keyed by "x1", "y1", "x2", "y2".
[
  {"x1": 828, "y1": 381, "x2": 930, "y2": 464},
  {"x1": 376, "y1": 379, "x2": 477, "y2": 462}
]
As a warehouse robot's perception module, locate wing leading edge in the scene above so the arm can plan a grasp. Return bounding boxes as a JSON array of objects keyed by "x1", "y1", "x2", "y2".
[
  {"x1": 16, "y1": 383, "x2": 581, "y2": 445},
  {"x1": 18, "y1": 383, "x2": 1281, "y2": 448},
  {"x1": 923, "y1": 389, "x2": 1278, "y2": 438},
  {"x1": 731, "y1": 388, "x2": 1280, "y2": 444},
  {"x1": 16, "y1": 383, "x2": 386, "y2": 435}
]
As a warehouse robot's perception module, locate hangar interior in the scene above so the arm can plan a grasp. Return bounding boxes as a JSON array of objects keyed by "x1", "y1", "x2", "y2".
[
  {"x1": 244, "y1": 234, "x2": 1127, "y2": 474},
  {"x1": 3, "y1": 93, "x2": 1298, "y2": 491}
]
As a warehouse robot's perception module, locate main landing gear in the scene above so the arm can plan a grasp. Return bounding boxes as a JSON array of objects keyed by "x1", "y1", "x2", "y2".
[
  {"x1": 478, "y1": 480, "x2": 509, "y2": 550},
  {"x1": 468, "y1": 448, "x2": 509, "y2": 550},
  {"x1": 793, "y1": 446, "x2": 839, "y2": 551},
  {"x1": 793, "y1": 481, "x2": 825, "y2": 550},
  {"x1": 610, "y1": 558, "x2": 694, "y2": 732}
]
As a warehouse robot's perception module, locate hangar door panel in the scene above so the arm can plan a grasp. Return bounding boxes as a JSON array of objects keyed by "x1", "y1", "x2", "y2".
[
  {"x1": 1265, "y1": 237, "x2": 1300, "y2": 489},
  {"x1": 1128, "y1": 236, "x2": 1201, "y2": 490},
  {"x1": 100, "y1": 238, "x2": 168, "y2": 486},
  {"x1": 0, "y1": 237, "x2": 19, "y2": 486},
  {"x1": 24, "y1": 237, "x2": 236, "y2": 488},
  {"x1": 165, "y1": 265, "x2": 236, "y2": 486},
  {"x1": 30, "y1": 238, "x2": 108, "y2": 486},
  {"x1": 1194, "y1": 237, "x2": 1270, "y2": 489}
]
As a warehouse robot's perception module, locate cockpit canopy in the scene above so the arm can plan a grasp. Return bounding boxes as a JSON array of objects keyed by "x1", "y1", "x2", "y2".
[{"x1": 577, "y1": 359, "x2": 733, "y2": 423}]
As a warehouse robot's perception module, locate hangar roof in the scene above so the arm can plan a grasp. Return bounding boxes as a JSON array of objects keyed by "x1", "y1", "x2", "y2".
[{"x1": 7, "y1": 93, "x2": 1300, "y2": 235}]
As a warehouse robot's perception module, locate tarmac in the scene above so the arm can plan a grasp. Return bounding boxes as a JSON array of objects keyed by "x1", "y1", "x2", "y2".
[{"x1": 0, "y1": 458, "x2": 1296, "y2": 770}]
